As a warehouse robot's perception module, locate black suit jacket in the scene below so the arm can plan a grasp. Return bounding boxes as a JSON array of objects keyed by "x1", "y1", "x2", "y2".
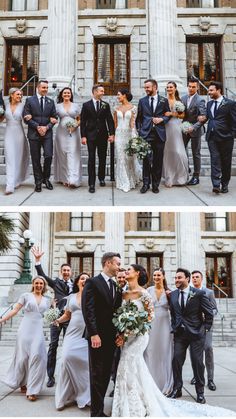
[
  {"x1": 35, "y1": 264, "x2": 72, "y2": 311},
  {"x1": 136, "y1": 95, "x2": 170, "y2": 142},
  {"x1": 0, "y1": 89, "x2": 5, "y2": 110},
  {"x1": 169, "y1": 286, "x2": 213, "y2": 339},
  {"x1": 82, "y1": 274, "x2": 122, "y2": 342},
  {"x1": 206, "y1": 97, "x2": 236, "y2": 142},
  {"x1": 80, "y1": 99, "x2": 115, "y2": 141},
  {"x1": 23, "y1": 95, "x2": 57, "y2": 140}
]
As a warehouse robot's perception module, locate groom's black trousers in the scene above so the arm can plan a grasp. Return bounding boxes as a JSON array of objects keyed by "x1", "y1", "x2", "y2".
[
  {"x1": 172, "y1": 329, "x2": 205, "y2": 395},
  {"x1": 89, "y1": 338, "x2": 116, "y2": 417},
  {"x1": 143, "y1": 130, "x2": 165, "y2": 187}
]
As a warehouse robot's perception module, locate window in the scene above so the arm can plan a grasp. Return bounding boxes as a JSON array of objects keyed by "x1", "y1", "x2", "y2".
[
  {"x1": 186, "y1": 0, "x2": 218, "y2": 6},
  {"x1": 206, "y1": 254, "x2": 232, "y2": 297},
  {"x1": 70, "y1": 213, "x2": 93, "y2": 232},
  {"x1": 136, "y1": 253, "x2": 163, "y2": 285},
  {"x1": 97, "y1": 0, "x2": 116, "y2": 8},
  {"x1": 9, "y1": 0, "x2": 38, "y2": 10},
  {"x1": 67, "y1": 253, "x2": 94, "y2": 278},
  {"x1": 137, "y1": 213, "x2": 160, "y2": 231},
  {"x1": 205, "y1": 213, "x2": 228, "y2": 232},
  {"x1": 94, "y1": 38, "x2": 130, "y2": 95},
  {"x1": 186, "y1": 37, "x2": 221, "y2": 93}
]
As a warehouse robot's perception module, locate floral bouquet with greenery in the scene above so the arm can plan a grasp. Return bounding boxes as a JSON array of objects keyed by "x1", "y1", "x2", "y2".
[
  {"x1": 0, "y1": 106, "x2": 5, "y2": 117},
  {"x1": 112, "y1": 297, "x2": 153, "y2": 342},
  {"x1": 173, "y1": 101, "x2": 185, "y2": 113},
  {"x1": 125, "y1": 136, "x2": 151, "y2": 160},
  {"x1": 43, "y1": 307, "x2": 60, "y2": 324},
  {"x1": 181, "y1": 121, "x2": 193, "y2": 134},
  {"x1": 61, "y1": 116, "x2": 79, "y2": 136}
]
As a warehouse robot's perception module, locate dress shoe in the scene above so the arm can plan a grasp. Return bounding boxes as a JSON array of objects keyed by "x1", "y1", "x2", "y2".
[
  {"x1": 35, "y1": 183, "x2": 42, "y2": 193},
  {"x1": 167, "y1": 389, "x2": 182, "y2": 399},
  {"x1": 190, "y1": 377, "x2": 196, "y2": 385},
  {"x1": 152, "y1": 186, "x2": 159, "y2": 194},
  {"x1": 44, "y1": 179, "x2": 53, "y2": 190},
  {"x1": 89, "y1": 186, "x2": 95, "y2": 193},
  {"x1": 208, "y1": 380, "x2": 216, "y2": 391},
  {"x1": 188, "y1": 176, "x2": 199, "y2": 186},
  {"x1": 197, "y1": 394, "x2": 206, "y2": 404},
  {"x1": 140, "y1": 185, "x2": 150, "y2": 194},
  {"x1": 100, "y1": 180, "x2": 106, "y2": 187},
  {"x1": 212, "y1": 187, "x2": 220, "y2": 194},
  {"x1": 46, "y1": 377, "x2": 55, "y2": 387},
  {"x1": 5, "y1": 190, "x2": 13, "y2": 196},
  {"x1": 221, "y1": 186, "x2": 229, "y2": 194}
]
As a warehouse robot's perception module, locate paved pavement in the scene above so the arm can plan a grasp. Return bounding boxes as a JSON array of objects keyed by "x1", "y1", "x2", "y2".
[
  {"x1": 0, "y1": 176, "x2": 236, "y2": 207},
  {"x1": 0, "y1": 346, "x2": 236, "y2": 417}
]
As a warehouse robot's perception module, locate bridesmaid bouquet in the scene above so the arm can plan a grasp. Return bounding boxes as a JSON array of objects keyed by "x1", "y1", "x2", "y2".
[
  {"x1": 173, "y1": 101, "x2": 185, "y2": 113},
  {"x1": 125, "y1": 136, "x2": 151, "y2": 160},
  {"x1": 181, "y1": 121, "x2": 193, "y2": 134},
  {"x1": 61, "y1": 116, "x2": 79, "y2": 136},
  {"x1": 0, "y1": 106, "x2": 5, "y2": 116},
  {"x1": 43, "y1": 307, "x2": 60, "y2": 324},
  {"x1": 112, "y1": 297, "x2": 153, "y2": 342}
]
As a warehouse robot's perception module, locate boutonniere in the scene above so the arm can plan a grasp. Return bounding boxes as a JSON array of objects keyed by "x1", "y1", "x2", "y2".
[
  {"x1": 113, "y1": 280, "x2": 123, "y2": 292},
  {"x1": 159, "y1": 96, "x2": 166, "y2": 104},
  {"x1": 188, "y1": 290, "x2": 195, "y2": 301},
  {"x1": 220, "y1": 98, "x2": 226, "y2": 107},
  {"x1": 100, "y1": 102, "x2": 107, "y2": 110}
]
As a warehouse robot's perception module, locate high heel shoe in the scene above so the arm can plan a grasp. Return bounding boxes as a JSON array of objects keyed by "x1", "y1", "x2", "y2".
[
  {"x1": 20, "y1": 385, "x2": 27, "y2": 393},
  {"x1": 27, "y1": 395, "x2": 37, "y2": 401}
]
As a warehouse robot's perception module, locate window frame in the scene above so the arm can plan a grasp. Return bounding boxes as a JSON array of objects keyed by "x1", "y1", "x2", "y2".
[
  {"x1": 70, "y1": 212, "x2": 93, "y2": 232},
  {"x1": 67, "y1": 252, "x2": 94, "y2": 278}
]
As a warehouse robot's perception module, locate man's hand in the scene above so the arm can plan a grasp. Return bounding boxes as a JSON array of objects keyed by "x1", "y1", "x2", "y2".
[
  {"x1": 187, "y1": 126, "x2": 194, "y2": 134},
  {"x1": 108, "y1": 135, "x2": 115, "y2": 143},
  {"x1": 91, "y1": 334, "x2": 102, "y2": 348},
  {"x1": 24, "y1": 114, "x2": 32, "y2": 121},
  {"x1": 153, "y1": 117, "x2": 163, "y2": 125},
  {"x1": 50, "y1": 117, "x2": 58, "y2": 125},
  {"x1": 31, "y1": 245, "x2": 44, "y2": 263},
  {"x1": 37, "y1": 126, "x2": 47, "y2": 137},
  {"x1": 198, "y1": 115, "x2": 207, "y2": 123},
  {"x1": 115, "y1": 334, "x2": 124, "y2": 347},
  {"x1": 81, "y1": 137, "x2": 87, "y2": 145}
]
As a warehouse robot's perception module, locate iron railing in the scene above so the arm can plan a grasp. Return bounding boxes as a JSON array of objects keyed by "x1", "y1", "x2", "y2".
[
  {"x1": 225, "y1": 87, "x2": 236, "y2": 99},
  {"x1": 0, "y1": 304, "x2": 14, "y2": 341},
  {"x1": 20, "y1": 75, "x2": 38, "y2": 97},
  {"x1": 69, "y1": 75, "x2": 76, "y2": 96},
  {"x1": 212, "y1": 283, "x2": 228, "y2": 313}
]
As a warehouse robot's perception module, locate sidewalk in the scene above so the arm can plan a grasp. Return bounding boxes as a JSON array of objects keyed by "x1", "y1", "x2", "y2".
[
  {"x1": 0, "y1": 346, "x2": 236, "y2": 417},
  {"x1": 0, "y1": 176, "x2": 236, "y2": 207}
]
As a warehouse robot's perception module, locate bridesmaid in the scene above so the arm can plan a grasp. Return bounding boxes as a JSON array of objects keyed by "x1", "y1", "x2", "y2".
[
  {"x1": 3, "y1": 88, "x2": 30, "y2": 195},
  {"x1": 54, "y1": 87, "x2": 82, "y2": 188},
  {"x1": 144, "y1": 268, "x2": 174, "y2": 395},
  {"x1": 0, "y1": 276, "x2": 51, "y2": 401},
  {"x1": 55, "y1": 272, "x2": 90, "y2": 411}
]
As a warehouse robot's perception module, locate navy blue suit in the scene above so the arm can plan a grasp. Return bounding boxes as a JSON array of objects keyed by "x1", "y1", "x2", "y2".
[
  {"x1": 206, "y1": 97, "x2": 236, "y2": 189},
  {"x1": 136, "y1": 95, "x2": 170, "y2": 187},
  {"x1": 23, "y1": 95, "x2": 57, "y2": 185}
]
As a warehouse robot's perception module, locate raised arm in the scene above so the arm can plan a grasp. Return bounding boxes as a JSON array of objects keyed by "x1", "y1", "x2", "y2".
[{"x1": 31, "y1": 246, "x2": 55, "y2": 289}]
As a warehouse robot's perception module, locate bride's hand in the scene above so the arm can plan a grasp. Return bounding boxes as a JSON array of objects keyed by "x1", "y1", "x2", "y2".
[{"x1": 116, "y1": 335, "x2": 124, "y2": 347}]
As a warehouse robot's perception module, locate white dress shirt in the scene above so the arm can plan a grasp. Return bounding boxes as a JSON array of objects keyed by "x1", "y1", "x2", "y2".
[
  {"x1": 93, "y1": 98, "x2": 100, "y2": 111},
  {"x1": 178, "y1": 285, "x2": 190, "y2": 307},
  {"x1": 187, "y1": 92, "x2": 197, "y2": 108},
  {"x1": 149, "y1": 94, "x2": 158, "y2": 111},
  {"x1": 211, "y1": 95, "x2": 223, "y2": 118}
]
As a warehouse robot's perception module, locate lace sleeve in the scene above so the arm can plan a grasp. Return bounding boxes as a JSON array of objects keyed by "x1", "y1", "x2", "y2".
[
  {"x1": 131, "y1": 106, "x2": 137, "y2": 133},
  {"x1": 141, "y1": 291, "x2": 155, "y2": 322}
]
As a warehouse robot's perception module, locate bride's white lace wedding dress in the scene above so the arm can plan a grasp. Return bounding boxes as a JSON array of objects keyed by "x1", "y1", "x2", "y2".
[
  {"x1": 115, "y1": 106, "x2": 141, "y2": 192},
  {"x1": 112, "y1": 291, "x2": 236, "y2": 417}
]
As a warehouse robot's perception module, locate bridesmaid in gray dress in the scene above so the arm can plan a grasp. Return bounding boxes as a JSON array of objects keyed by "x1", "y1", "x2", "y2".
[
  {"x1": 144, "y1": 268, "x2": 174, "y2": 395},
  {"x1": 162, "y1": 81, "x2": 189, "y2": 187},
  {"x1": 54, "y1": 87, "x2": 82, "y2": 188},
  {"x1": 0, "y1": 276, "x2": 50, "y2": 401},
  {"x1": 55, "y1": 272, "x2": 90, "y2": 411},
  {"x1": 3, "y1": 88, "x2": 30, "y2": 195}
]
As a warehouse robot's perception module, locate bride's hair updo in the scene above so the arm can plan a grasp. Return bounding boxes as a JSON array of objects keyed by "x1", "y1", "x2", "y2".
[
  {"x1": 131, "y1": 264, "x2": 148, "y2": 286},
  {"x1": 118, "y1": 88, "x2": 133, "y2": 102},
  {"x1": 167, "y1": 81, "x2": 181, "y2": 102}
]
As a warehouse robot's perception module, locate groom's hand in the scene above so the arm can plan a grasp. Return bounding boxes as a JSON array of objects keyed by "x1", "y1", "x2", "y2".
[
  {"x1": 81, "y1": 137, "x2": 87, "y2": 145},
  {"x1": 153, "y1": 117, "x2": 163, "y2": 125},
  {"x1": 91, "y1": 334, "x2": 101, "y2": 348}
]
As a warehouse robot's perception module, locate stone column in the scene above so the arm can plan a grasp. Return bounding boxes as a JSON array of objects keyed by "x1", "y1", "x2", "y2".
[
  {"x1": 146, "y1": 0, "x2": 182, "y2": 92},
  {"x1": 105, "y1": 213, "x2": 125, "y2": 264},
  {"x1": 29, "y1": 213, "x2": 54, "y2": 277},
  {"x1": 175, "y1": 213, "x2": 206, "y2": 283},
  {"x1": 47, "y1": 0, "x2": 77, "y2": 90}
]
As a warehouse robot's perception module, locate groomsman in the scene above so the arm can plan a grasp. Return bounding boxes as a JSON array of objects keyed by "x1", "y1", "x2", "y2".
[
  {"x1": 80, "y1": 85, "x2": 115, "y2": 193},
  {"x1": 31, "y1": 246, "x2": 73, "y2": 388},
  {"x1": 181, "y1": 78, "x2": 206, "y2": 185},
  {"x1": 23, "y1": 80, "x2": 57, "y2": 192},
  {"x1": 199, "y1": 81, "x2": 236, "y2": 194},
  {"x1": 190, "y1": 270, "x2": 217, "y2": 391}
]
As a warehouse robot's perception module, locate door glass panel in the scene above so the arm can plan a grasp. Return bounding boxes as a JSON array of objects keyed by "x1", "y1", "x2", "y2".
[
  {"x1": 203, "y1": 43, "x2": 216, "y2": 81},
  {"x1": 97, "y1": 44, "x2": 110, "y2": 83},
  {"x1": 69, "y1": 255, "x2": 94, "y2": 278},
  {"x1": 186, "y1": 43, "x2": 199, "y2": 79},
  {"x1": 27, "y1": 45, "x2": 39, "y2": 79},
  {"x1": 217, "y1": 257, "x2": 229, "y2": 288},
  {"x1": 206, "y1": 257, "x2": 215, "y2": 286},
  {"x1": 114, "y1": 44, "x2": 127, "y2": 83},
  {"x1": 11, "y1": 45, "x2": 24, "y2": 83}
]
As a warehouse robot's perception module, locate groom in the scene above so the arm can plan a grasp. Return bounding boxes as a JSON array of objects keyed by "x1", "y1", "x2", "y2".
[
  {"x1": 136, "y1": 79, "x2": 170, "y2": 194},
  {"x1": 82, "y1": 252, "x2": 122, "y2": 417}
]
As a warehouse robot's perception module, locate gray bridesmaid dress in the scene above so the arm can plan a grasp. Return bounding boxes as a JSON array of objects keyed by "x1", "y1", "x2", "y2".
[
  {"x1": 55, "y1": 293, "x2": 90, "y2": 410},
  {"x1": 144, "y1": 286, "x2": 174, "y2": 395},
  {"x1": 2, "y1": 292, "x2": 50, "y2": 396}
]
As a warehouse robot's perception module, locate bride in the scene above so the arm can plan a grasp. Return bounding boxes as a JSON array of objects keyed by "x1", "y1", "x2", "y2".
[
  {"x1": 114, "y1": 89, "x2": 141, "y2": 192},
  {"x1": 112, "y1": 264, "x2": 236, "y2": 417}
]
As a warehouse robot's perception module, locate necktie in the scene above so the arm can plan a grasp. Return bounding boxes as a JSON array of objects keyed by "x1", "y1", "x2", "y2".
[
  {"x1": 65, "y1": 281, "x2": 70, "y2": 295},
  {"x1": 96, "y1": 100, "x2": 100, "y2": 113},
  {"x1": 40, "y1": 96, "x2": 44, "y2": 112},
  {"x1": 213, "y1": 100, "x2": 218, "y2": 118},
  {"x1": 180, "y1": 290, "x2": 185, "y2": 312},
  {"x1": 150, "y1": 97, "x2": 154, "y2": 115},
  {"x1": 108, "y1": 278, "x2": 114, "y2": 299}
]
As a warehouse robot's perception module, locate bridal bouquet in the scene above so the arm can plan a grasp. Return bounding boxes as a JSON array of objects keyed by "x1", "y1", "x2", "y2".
[
  {"x1": 173, "y1": 101, "x2": 185, "y2": 113},
  {"x1": 125, "y1": 136, "x2": 151, "y2": 160},
  {"x1": 61, "y1": 116, "x2": 79, "y2": 136},
  {"x1": 43, "y1": 307, "x2": 60, "y2": 324},
  {"x1": 0, "y1": 106, "x2": 5, "y2": 116},
  {"x1": 112, "y1": 297, "x2": 153, "y2": 342},
  {"x1": 181, "y1": 121, "x2": 193, "y2": 134}
]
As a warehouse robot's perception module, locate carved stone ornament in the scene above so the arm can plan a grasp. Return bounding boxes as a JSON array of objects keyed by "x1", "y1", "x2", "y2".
[
  {"x1": 199, "y1": 16, "x2": 211, "y2": 32},
  {"x1": 76, "y1": 238, "x2": 85, "y2": 249},
  {"x1": 16, "y1": 19, "x2": 27, "y2": 33},
  {"x1": 106, "y1": 17, "x2": 118, "y2": 32},
  {"x1": 214, "y1": 239, "x2": 225, "y2": 250},
  {"x1": 145, "y1": 238, "x2": 155, "y2": 249}
]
